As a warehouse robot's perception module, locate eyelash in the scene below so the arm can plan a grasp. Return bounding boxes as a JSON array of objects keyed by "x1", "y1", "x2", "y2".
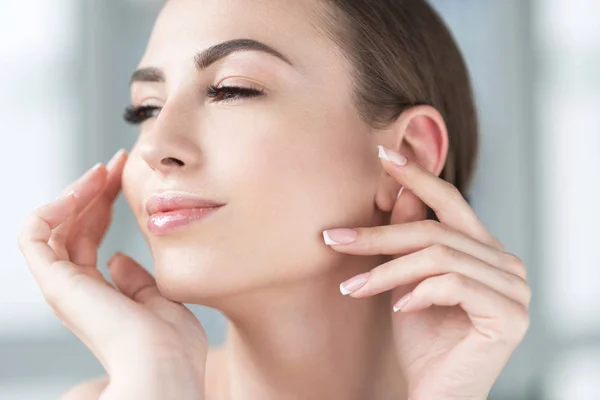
[{"x1": 123, "y1": 85, "x2": 265, "y2": 125}]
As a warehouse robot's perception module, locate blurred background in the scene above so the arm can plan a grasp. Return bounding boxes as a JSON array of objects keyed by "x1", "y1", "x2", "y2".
[{"x1": 1, "y1": 0, "x2": 598, "y2": 399}]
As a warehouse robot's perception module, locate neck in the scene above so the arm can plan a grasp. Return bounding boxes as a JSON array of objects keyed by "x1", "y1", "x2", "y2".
[{"x1": 209, "y1": 256, "x2": 407, "y2": 400}]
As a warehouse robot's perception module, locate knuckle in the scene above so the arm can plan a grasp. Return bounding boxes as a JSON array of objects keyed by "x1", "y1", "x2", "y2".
[
  {"x1": 421, "y1": 219, "x2": 439, "y2": 230},
  {"x1": 43, "y1": 266, "x2": 83, "y2": 310},
  {"x1": 513, "y1": 308, "x2": 531, "y2": 338},
  {"x1": 429, "y1": 243, "x2": 447, "y2": 259},
  {"x1": 491, "y1": 236, "x2": 505, "y2": 251},
  {"x1": 130, "y1": 284, "x2": 157, "y2": 303},
  {"x1": 18, "y1": 215, "x2": 47, "y2": 251},
  {"x1": 443, "y1": 272, "x2": 468, "y2": 289},
  {"x1": 17, "y1": 215, "x2": 35, "y2": 240},
  {"x1": 498, "y1": 307, "x2": 530, "y2": 343},
  {"x1": 443, "y1": 180, "x2": 463, "y2": 202},
  {"x1": 504, "y1": 273, "x2": 532, "y2": 306},
  {"x1": 364, "y1": 225, "x2": 384, "y2": 242},
  {"x1": 504, "y1": 252, "x2": 527, "y2": 279},
  {"x1": 52, "y1": 228, "x2": 69, "y2": 245},
  {"x1": 522, "y1": 282, "x2": 533, "y2": 307},
  {"x1": 41, "y1": 278, "x2": 62, "y2": 307},
  {"x1": 429, "y1": 243, "x2": 460, "y2": 261},
  {"x1": 504, "y1": 270, "x2": 525, "y2": 287},
  {"x1": 420, "y1": 272, "x2": 466, "y2": 300},
  {"x1": 421, "y1": 219, "x2": 448, "y2": 237}
]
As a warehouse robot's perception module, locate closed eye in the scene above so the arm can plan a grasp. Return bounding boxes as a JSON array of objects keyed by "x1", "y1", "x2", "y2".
[
  {"x1": 124, "y1": 85, "x2": 265, "y2": 125},
  {"x1": 123, "y1": 105, "x2": 161, "y2": 125},
  {"x1": 206, "y1": 85, "x2": 265, "y2": 103}
]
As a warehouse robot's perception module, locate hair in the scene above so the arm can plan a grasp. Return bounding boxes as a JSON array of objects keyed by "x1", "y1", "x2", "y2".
[{"x1": 317, "y1": 0, "x2": 478, "y2": 214}]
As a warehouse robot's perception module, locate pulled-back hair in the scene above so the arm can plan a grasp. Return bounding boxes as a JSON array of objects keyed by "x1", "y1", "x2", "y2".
[{"x1": 319, "y1": 0, "x2": 478, "y2": 202}]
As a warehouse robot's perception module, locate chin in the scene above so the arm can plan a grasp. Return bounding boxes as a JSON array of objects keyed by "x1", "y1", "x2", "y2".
[
  {"x1": 150, "y1": 245, "x2": 235, "y2": 304},
  {"x1": 150, "y1": 239, "x2": 330, "y2": 308}
]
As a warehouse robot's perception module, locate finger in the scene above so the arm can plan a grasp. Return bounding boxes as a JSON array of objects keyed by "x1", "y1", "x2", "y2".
[
  {"x1": 377, "y1": 145, "x2": 502, "y2": 249},
  {"x1": 40, "y1": 260, "x2": 147, "y2": 369},
  {"x1": 108, "y1": 252, "x2": 161, "y2": 305},
  {"x1": 49, "y1": 164, "x2": 108, "y2": 260},
  {"x1": 343, "y1": 245, "x2": 531, "y2": 307},
  {"x1": 20, "y1": 195, "x2": 121, "y2": 366},
  {"x1": 67, "y1": 210, "x2": 112, "y2": 268},
  {"x1": 103, "y1": 149, "x2": 127, "y2": 200},
  {"x1": 394, "y1": 273, "x2": 530, "y2": 343},
  {"x1": 50, "y1": 214, "x2": 76, "y2": 261},
  {"x1": 17, "y1": 193, "x2": 77, "y2": 281},
  {"x1": 323, "y1": 220, "x2": 522, "y2": 277},
  {"x1": 108, "y1": 253, "x2": 204, "y2": 335},
  {"x1": 69, "y1": 150, "x2": 127, "y2": 267},
  {"x1": 20, "y1": 196, "x2": 156, "y2": 371},
  {"x1": 59, "y1": 163, "x2": 108, "y2": 213}
]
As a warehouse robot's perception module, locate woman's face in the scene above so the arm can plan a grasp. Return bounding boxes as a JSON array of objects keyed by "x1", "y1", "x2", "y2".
[{"x1": 123, "y1": 0, "x2": 385, "y2": 303}]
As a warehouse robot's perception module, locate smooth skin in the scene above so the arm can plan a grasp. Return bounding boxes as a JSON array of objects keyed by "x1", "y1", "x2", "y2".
[
  {"x1": 18, "y1": 145, "x2": 530, "y2": 400},
  {"x1": 334, "y1": 146, "x2": 530, "y2": 399},
  {"x1": 18, "y1": 152, "x2": 207, "y2": 399},
  {"x1": 18, "y1": 0, "x2": 530, "y2": 399}
]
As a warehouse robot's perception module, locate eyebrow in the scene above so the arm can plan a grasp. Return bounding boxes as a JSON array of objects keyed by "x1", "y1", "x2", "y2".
[{"x1": 129, "y1": 38, "x2": 293, "y2": 85}]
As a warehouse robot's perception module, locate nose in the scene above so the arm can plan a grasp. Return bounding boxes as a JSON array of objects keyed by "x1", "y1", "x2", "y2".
[{"x1": 138, "y1": 103, "x2": 201, "y2": 176}]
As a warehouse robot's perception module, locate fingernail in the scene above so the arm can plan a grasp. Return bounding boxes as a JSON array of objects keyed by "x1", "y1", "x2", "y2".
[
  {"x1": 107, "y1": 252, "x2": 121, "y2": 268},
  {"x1": 84, "y1": 162, "x2": 103, "y2": 177},
  {"x1": 393, "y1": 292, "x2": 412, "y2": 312},
  {"x1": 107, "y1": 149, "x2": 126, "y2": 169},
  {"x1": 340, "y1": 272, "x2": 370, "y2": 295},
  {"x1": 377, "y1": 145, "x2": 407, "y2": 167},
  {"x1": 323, "y1": 229, "x2": 357, "y2": 245},
  {"x1": 397, "y1": 187, "x2": 404, "y2": 199},
  {"x1": 55, "y1": 190, "x2": 78, "y2": 201}
]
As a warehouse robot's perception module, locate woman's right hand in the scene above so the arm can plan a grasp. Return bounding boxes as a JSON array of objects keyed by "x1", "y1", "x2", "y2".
[{"x1": 17, "y1": 150, "x2": 208, "y2": 400}]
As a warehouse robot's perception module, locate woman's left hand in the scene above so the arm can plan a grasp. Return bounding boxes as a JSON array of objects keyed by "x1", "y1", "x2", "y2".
[{"x1": 324, "y1": 146, "x2": 530, "y2": 400}]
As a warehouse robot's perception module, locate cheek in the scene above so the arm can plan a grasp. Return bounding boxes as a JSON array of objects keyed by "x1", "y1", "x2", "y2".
[
  {"x1": 225, "y1": 92, "x2": 379, "y2": 223},
  {"x1": 218, "y1": 108, "x2": 379, "y2": 277}
]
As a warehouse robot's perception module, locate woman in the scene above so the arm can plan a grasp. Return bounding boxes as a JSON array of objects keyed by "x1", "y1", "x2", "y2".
[{"x1": 18, "y1": 0, "x2": 531, "y2": 398}]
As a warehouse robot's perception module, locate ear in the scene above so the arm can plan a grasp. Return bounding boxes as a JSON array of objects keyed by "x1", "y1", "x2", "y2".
[{"x1": 374, "y1": 105, "x2": 449, "y2": 215}]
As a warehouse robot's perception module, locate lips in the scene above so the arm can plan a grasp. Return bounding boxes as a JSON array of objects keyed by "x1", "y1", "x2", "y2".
[
  {"x1": 145, "y1": 192, "x2": 225, "y2": 235},
  {"x1": 145, "y1": 193, "x2": 225, "y2": 216}
]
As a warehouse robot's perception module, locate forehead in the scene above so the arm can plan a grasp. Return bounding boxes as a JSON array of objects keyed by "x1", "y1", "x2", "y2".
[{"x1": 140, "y1": 0, "x2": 335, "y2": 70}]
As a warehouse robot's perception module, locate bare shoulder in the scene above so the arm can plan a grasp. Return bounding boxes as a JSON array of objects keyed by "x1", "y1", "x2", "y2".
[{"x1": 59, "y1": 376, "x2": 108, "y2": 400}]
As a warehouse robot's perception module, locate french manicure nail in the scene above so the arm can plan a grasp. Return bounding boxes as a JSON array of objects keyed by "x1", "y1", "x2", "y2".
[
  {"x1": 393, "y1": 292, "x2": 412, "y2": 312},
  {"x1": 107, "y1": 149, "x2": 126, "y2": 169},
  {"x1": 340, "y1": 272, "x2": 370, "y2": 295},
  {"x1": 84, "y1": 162, "x2": 103, "y2": 177},
  {"x1": 323, "y1": 229, "x2": 357, "y2": 245},
  {"x1": 397, "y1": 187, "x2": 404, "y2": 199},
  {"x1": 377, "y1": 145, "x2": 407, "y2": 167},
  {"x1": 55, "y1": 190, "x2": 78, "y2": 201},
  {"x1": 89, "y1": 162, "x2": 104, "y2": 177},
  {"x1": 107, "y1": 252, "x2": 119, "y2": 268}
]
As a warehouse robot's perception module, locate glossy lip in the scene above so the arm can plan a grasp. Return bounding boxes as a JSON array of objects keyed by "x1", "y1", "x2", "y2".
[{"x1": 145, "y1": 191, "x2": 226, "y2": 216}]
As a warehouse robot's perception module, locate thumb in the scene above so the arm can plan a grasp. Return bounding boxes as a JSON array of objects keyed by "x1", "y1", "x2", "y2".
[
  {"x1": 389, "y1": 187, "x2": 426, "y2": 225},
  {"x1": 107, "y1": 252, "x2": 209, "y2": 350},
  {"x1": 108, "y1": 252, "x2": 161, "y2": 304}
]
